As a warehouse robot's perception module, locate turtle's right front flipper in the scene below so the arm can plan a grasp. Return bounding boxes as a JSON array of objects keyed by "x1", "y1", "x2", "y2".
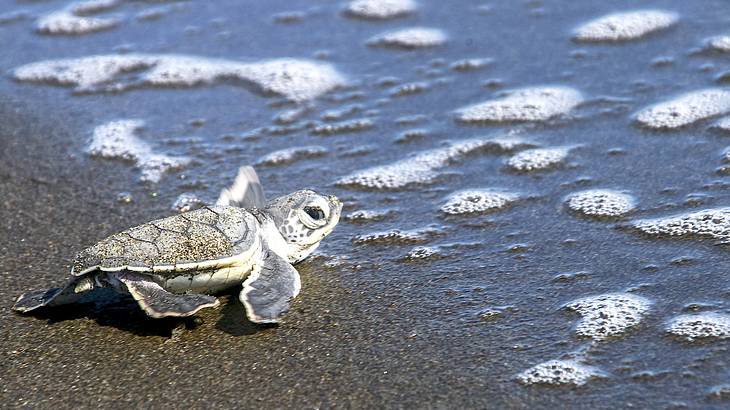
[
  {"x1": 116, "y1": 272, "x2": 220, "y2": 318},
  {"x1": 240, "y1": 250, "x2": 301, "y2": 324},
  {"x1": 12, "y1": 276, "x2": 92, "y2": 313}
]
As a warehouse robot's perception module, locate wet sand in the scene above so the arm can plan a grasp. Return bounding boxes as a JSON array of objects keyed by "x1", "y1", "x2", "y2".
[{"x1": 0, "y1": 98, "x2": 497, "y2": 409}]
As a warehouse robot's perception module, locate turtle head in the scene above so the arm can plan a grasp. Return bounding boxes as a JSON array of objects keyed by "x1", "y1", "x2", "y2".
[{"x1": 264, "y1": 189, "x2": 342, "y2": 260}]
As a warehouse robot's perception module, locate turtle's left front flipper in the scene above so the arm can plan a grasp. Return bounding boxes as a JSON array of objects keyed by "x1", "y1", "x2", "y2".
[
  {"x1": 240, "y1": 250, "x2": 301, "y2": 323},
  {"x1": 116, "y1": 273, "x2": 220, "y2": 318}
]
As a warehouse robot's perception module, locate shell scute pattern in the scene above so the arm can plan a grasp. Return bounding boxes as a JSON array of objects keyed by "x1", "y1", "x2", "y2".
[
  {"x1": 126, "y1": 223, "x2": 161, "y2": 242},
  {"x1": 72, "y1": 206, "x2": 258, "y2": 276},
  {"x1": 180, "y1": 206, "x2": 221, "y2": 225}
]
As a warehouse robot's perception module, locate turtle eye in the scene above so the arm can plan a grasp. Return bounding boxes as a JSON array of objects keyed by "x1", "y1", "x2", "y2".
[{"x1": 304, "y1": 206, "x2": 325, "y2": 221}]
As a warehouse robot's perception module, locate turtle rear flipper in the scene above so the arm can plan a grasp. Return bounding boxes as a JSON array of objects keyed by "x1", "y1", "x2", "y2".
[
  {"x1": 117, "y1": 273, "x2": 219, "y2": 318},
  {"x1": 13, "y1": 288, "x2": 64, "y2": 312},
  {"x1": 12, "y1": 276, "x2": 91, "y2": 313}
]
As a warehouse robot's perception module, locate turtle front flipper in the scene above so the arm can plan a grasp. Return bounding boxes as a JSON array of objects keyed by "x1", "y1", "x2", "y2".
[
  {"x1": 13, "y1": 276, "x2": 93, "y2": 313},
  {"x1": 116, "y1": 272, "x2": 220, "y2": 318},
  {"x1": 240, "y1": 250, "x2": 301, "y2": 324},
  {"x1": 216, "y1": 165, "x2": 266, "y2": 208}
]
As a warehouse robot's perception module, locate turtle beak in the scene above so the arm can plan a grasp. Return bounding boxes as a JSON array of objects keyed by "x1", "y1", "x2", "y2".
[
  {"x1": 327, "y1": 195, "x2": 343, "y2": 225},
  {"x1": 328, "y1": 195, "x2": 343, "y2": 212}
]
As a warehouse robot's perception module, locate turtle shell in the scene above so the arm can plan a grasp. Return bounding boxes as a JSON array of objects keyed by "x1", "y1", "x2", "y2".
[{"x1": 72, "y1": 206, "x2": 259, "y2": 277}]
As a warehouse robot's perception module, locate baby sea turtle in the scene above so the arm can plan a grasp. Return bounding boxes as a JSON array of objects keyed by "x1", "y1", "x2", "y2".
[{"x1": 12, "y1": 167, "x2": 342, "y2": 323}]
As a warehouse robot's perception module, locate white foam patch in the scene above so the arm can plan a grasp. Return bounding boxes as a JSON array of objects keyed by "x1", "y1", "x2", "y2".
[
  {"x1": 14, "y1": 54, "x2": 346, "y2": 101},
  {"x1": 704, "y1": 35, "x2": 730, "y2": 52},
  {"x1": 311, "y1": 118, "x2": 374, "y2": 135},
  {"x1": 255, "y1": 146, "x2": 328, "y2": 166},
  {"x1": 566, "y1": 189, "x2": 636, "y2": 217},
  {"x1": 353, "y1": 227, "x2": 440, "y2": 245},
  {"x1": 573, "y1": 10, "x2": 678, "y2": 42},
  {"x1": 367, "y1": 27, "x2": 447, "y2": 49},
  {"x1": 666, "y1": 313, "x2": 730, "y2": 341},
  {"x1": 441, "y1": 189, "x2": 519, "y2": 215},
  {"x1": 712, "y1": 116, "x2": 730, "y2": 132},
  {"x1": 635, "y1": 89, "x2": 730, "y2": 129},
  {"x1": 517, "y1": 359, "x2": 605, "y2": 386},
  {"x1": 506, "y1": 147, "x2": 570, "y2": 172},
  {"x1": 37, "y1": 7, "x2": 119, "y2": 35},
  {"x1": 405, "y1": 246, "x2": 440, "y2": 260},
  {"x1": 455, "y1": 86, "x2": 583, "y2": 123},
  {"x1": 336, "y1": 136, "x2": 532, "y2": 189},
  {"x1": 171, "y1": 192, "x2": 204, "y2": 213},
  {"x1": 87, "y1": 120, "x2": 189, "y2": 183},
  {"x1": 564, "y1": 293, "x2": 652, "y2": 340},
  {"x1": 344, "y1": 209, "x2": 395, "y2": 222},
  {"x1": 631, "y1": 207, "x2": 730, "y2": 241},
  {"x1": 450, "y1": 58, "x2": 492, "y2": 72},
  {"x1": 345, "y1": 0, "x2": 417, "y2": 19},
  {"x1": 72, "y1": 0, "x2": 120, "y2": 15}
]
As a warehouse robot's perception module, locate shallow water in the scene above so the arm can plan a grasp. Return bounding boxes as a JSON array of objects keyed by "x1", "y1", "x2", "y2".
[{"x1": 2, "y1": 0, "x2": 730, "y2": 408}]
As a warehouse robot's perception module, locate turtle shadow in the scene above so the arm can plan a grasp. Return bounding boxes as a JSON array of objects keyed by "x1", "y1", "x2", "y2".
[
  {"x1": 214, "y1": 292, "x2": 276, "y2": 337},
  {"x1": 24, "y1": 289, "x2": 202, "y2": 338}
]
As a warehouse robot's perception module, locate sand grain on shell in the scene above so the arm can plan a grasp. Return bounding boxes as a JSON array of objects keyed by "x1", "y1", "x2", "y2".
[
  {"x1": 573, "y1": 10, "x2": 678, "y2": 42},
  {"x1": 455, "y1": 86, "x2": 583, "y2": 123}
]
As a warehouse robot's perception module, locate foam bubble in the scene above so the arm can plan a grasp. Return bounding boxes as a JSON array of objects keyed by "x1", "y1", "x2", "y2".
[
  {"x1": 704, "y1": 35, "x2": 730, "y2": 52},
  {"x1": 404, "y1": 246, "x2": 441, "y2": 260},
  {"x1": 666, "y1": 313, "x2": 730, "y2": 341},
  {"x1": 390, "y1": 82, "x2": 429, "y2": 97},
  {"x1": 449, "y1": 58, "x2": 492, "y2": 72},
  {"x1": 256, "y1": 146, "x2": 327, "y2": 166},
  {"x1": 635, "y1": 89, "x2": 730, "y2": 129},
  {"x1": 37, "y1": 8, "x2": 119, "y2": 35},
  {"x1": 72, "y1": 0, "x2": 120, "y2": 15},
  {"x1": 367, "y1": 27, "x2": 447, "y2": 49},
  {"x1": 506, "y1": 147, "x2": 570, "y2": 172},
  {"x1": 631, "y1": 207, "x2": 730, "y2": 241},
  {"x1": 564, "y1": 293, "x2": 652, "y2": 340},
  {"x1": 14, "y1": 54, "x2": 346, "y2": 101},
  {"x1": 441, "y1": 189, "x2": 519, "y2": 215},
  {"x1": 517, "y1": 359, "x2": 605, "y2": 386},
  {"x1": 172, "y1": 192, "x2": 205, "y2": 213},
  {"x1": 566, "y1": 189, "x2": 636, "y2": 218},
  {"x1": 455, "y1": 86, "x2": 583, "y2": 123},
  {"x1": 336, "y1": 136, "x2": 532, "y2": 189},
  {"x1": 712, "y1": 116, "x2": 730, "y2": 132},
  {"x1": 311, "y1": 118, "x2": 374, "y2": 135},
  {"x1": 88, "y1": 120, "x2": 189, "y2": 183},
  {"x1": 344, "y1": 209, "x2": 396, "y2": 222},
  {"x1": 353, "y1": 227, "x2": 441, "y2": 245},
  {"x1": 573, "y1": 10, "x2": 678, "y2": 42},
  {"x1": 344, "y1": 0, "x2": 417, "y2": 19}
]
